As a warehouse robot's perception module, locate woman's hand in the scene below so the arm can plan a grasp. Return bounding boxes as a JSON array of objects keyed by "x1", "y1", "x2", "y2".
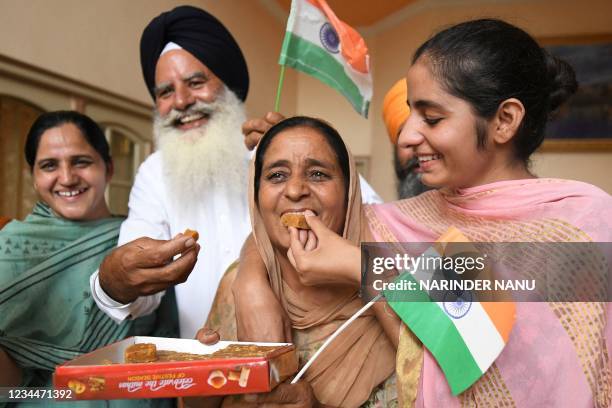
[
  {"x1": 222, "y1": 380, "x2": 323, "y2": 407},
  {"x1": 287, "y1": 211, "x2": 361, "y2": 288}
]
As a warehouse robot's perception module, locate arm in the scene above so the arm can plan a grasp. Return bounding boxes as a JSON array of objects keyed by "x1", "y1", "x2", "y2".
[
  {"x1": 235, "y1": 113, "x2": 290, "y2": 341},
  {"x1": 232, "y1": 234, "x2": 291, "y2": 342},
  {"x1": 92, "y1": 154, "x2": 198, "y2": 321},
  {"x1": 0, "y1": 348, "x2": 22, "y2": 387}
]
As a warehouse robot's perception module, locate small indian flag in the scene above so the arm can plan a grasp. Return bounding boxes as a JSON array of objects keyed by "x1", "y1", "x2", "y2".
[
  {"x1": 384, "y1": 227, "x2": 516, "y2": 395},
  {"x1": 279, "y1": 0, "x2": 372, "y2": 117}
]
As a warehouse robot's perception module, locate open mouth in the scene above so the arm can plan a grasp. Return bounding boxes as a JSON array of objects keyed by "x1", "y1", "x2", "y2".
[
  {"x1": 415, "y1": 153, "x2": 443, "y2": 172},
  {"x1": 172, "y1": 112, "x2": 210, "y2": 129},
  {"x1": 280, "y1": 210, "x2": 317, "y2": 230},
  {"x1": 418, "y1": 154, "x2": 443, "y2": 163},
  {"x1": 55, "y1": 188, "x2": 87, "y2": 198},
  {"x1": 280, "y1": 209, "x2": 318, "y2": 218}
]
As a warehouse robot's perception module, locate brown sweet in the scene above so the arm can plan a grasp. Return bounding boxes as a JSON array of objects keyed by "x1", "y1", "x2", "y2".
[
  {"x1": 209, "y1": 344, "x2": 279, "y2": 358},
  {"x1": 184, "y1": 229, "x2": 199, "y2": 241},
  {"x1": 280, "y1": 213, "x2": 310, "y2": 229},
  {"x1": 125, "y1": 343, "x2": 157, "y2": 363},
  {"x1": 123, "y1": 344, "x2": 282, "y2": 363},
  {"x1": 157, "y1": 350, "x2": 211, "y2": 362}
]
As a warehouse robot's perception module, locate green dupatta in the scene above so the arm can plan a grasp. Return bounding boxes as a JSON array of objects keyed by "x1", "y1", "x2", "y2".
[{"x1": 0, "y1": 202, "x2": 177, "y2": 407}]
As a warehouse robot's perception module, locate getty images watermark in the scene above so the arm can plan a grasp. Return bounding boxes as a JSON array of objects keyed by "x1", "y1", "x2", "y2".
[{"x1": 360, "y1": 242, "x2": 611, "y2": 303}]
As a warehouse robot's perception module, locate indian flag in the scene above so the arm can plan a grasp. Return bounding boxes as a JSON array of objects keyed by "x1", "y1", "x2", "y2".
[
  {"x1": 384, "y1": 228, "x2": 516, "y2": 395},
  {"x1": 279, "y1": 0, "x2": 372, "y2": 117}
]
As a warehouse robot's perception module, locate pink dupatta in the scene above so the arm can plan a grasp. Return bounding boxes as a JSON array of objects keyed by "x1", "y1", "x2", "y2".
[{"x1": 365, "y1": 178, "x2": 612, "y2": 407}]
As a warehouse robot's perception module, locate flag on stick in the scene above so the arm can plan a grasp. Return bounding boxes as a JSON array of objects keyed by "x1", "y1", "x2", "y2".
[{"x1": 278, "y1": 0, "x2": 372, "y2": 117}]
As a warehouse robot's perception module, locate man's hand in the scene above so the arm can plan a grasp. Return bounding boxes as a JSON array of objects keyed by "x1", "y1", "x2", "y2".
[
  {"x1": 99, "y1": 234, "x2": 200, "y2": 304},
  {"x1": 287, "y1": 211, "x2": 360, "y2": 288},
  {"x1": 242, "y1": 112, "x2": 285, "y2": 150}
]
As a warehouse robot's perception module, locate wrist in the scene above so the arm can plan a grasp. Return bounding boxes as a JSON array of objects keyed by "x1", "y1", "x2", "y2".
[
  {"x1": 342, "y1": 245, "x2": 362, "y2": 287},
  {"x1": 99, "y1": 265, "x2": 135, "y2": 304}
]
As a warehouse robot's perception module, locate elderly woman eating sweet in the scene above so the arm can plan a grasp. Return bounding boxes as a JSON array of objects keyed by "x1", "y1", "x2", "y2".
[{"x1": 205, "y1": 116, "x2": 397, "y2": 407}]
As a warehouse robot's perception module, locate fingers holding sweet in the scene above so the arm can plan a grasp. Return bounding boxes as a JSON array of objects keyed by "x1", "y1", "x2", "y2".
[
  {"x1": 99, "y1": 235, "x2": 200, "y2": 304},
  {"x1": 155, "y1": 242, "x2": 200, "y2": 285},
  {"x1": 298, "y1": 229, "x2": 308, "y2": 247},
  {"x1": 304, "y1": 230, "x2": 318, "y2": 252}
]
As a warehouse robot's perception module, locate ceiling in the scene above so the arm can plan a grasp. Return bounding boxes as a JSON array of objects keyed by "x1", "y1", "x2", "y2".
[{"x1": 274, "y1": 0, "x2": 419, "y2": 27}]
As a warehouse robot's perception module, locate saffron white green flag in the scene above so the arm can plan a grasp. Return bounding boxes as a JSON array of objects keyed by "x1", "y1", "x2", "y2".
[
  {"x1": 385, "y1": 227, "x2": 516, "y2": 395},
  {"x1": 279, "y1": 0, "x2": 372, "y2": 117}
]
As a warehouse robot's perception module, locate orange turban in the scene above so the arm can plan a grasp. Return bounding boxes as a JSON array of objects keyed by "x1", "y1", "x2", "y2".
[{"x1": 382, "y1": 79, "x2": 410, "y2": 145}]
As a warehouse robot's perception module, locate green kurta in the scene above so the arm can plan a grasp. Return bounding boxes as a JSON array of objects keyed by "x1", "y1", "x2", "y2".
[{"x1": 0, "y1": 202, "x2": 178, "y2": 407}]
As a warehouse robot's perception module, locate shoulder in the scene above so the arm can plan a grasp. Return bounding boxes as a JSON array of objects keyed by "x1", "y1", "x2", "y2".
[
  {"x1": 547, "y1": 179, "x2": 612, "y2": 209},
  {"x1": 132, "y1": 152, "x2": 164, "y2": 189},
  {"x1": 365, "y1": 190, "x2": 440, "y2": 213},
  {"x1": 525, "y1": 179, "x2": 612, "y2": 241},
  {"x1": 137, "y1": 151, "x2": 162, "y2": 175}
]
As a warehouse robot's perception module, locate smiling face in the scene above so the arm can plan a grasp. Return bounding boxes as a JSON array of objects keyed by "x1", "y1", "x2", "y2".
[
  {"x1": 154, "y1": 49, "x2": 224, "y2": 131},
  {"x1": 398, "y1": 57, "x2": 500, "y2": 190},
  {"x1": 257, "y1": 127, "x2": 347, "y2": 250},
  {"x1": 33, "y1": 123, "x2": 112, "y2": 221}
]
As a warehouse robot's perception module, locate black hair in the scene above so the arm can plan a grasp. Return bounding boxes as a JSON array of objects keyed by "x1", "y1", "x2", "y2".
[
  {"x1": 24, "y1": 110, "x2": 111, "y2": 171},
  {"x1": 254, "y1": 116, "x2": 350, "y2": 200},
  {"x1": 413, "y1": 18, "x2": 578, "y2": 163}
]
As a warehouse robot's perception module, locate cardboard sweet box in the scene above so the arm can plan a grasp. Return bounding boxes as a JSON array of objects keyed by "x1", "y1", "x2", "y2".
[{"x1": 53, "y1": 336, "x2": 298, "y2": 400}]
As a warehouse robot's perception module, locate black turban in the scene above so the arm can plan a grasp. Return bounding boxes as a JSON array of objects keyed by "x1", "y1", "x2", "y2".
[{"x1": 140, "y1": 5, "x2": 249, "y2": 101}]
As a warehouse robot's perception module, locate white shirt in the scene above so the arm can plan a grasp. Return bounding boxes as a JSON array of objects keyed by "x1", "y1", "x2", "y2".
[{"x1": 91, "y1": 151, "x2": 382, "y2": 338}]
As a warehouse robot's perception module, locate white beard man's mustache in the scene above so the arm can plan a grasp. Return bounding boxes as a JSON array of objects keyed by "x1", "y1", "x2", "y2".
[
  {"x1": 395, "y1": 155, "x2": 432, "y2": 199},
  {"x1": 153, "y1": 87, "x2": 248, "y2": 213},
  {"x1": 156, "y1": 100, "x2": 217, "y2": 133}
]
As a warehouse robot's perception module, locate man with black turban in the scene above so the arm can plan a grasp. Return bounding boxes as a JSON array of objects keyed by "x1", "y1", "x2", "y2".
[
  {"x1": 90, "y1": 5, "x2": 381, "y2": 344},
  {"x1": 90, "y1": 5, "x2": 253, "y2": 340}
]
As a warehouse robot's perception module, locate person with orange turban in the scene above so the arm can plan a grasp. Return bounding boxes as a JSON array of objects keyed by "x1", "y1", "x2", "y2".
[
  {"x1": 382, "y1": 78, "x2": 430, "y2": 199},
  {"x1": 382, "y1": 78, "x2": 411, "y2": 145}
]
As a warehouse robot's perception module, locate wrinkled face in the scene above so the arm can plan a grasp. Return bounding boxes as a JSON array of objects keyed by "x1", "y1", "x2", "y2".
[
  {"x1": 399, "y1": 58, "x2": 495, "y2": 190},
  {"x1": 154, "y1": 49, "x2": 224, "y2": 130},
  {"x1": 258, "y1": 127, "x2": 347, "y2": 250},
  {"x1": 33, "y1": 123, "x2": 111, "y2": 221}
]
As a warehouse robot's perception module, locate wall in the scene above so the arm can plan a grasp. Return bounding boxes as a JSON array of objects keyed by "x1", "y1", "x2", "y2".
[
  {"x1": 0, "y1": 0, "x2": 296, "y2": 119},
  {"x1": 1, "y1": 0, "x2": 610, "y2": 201}
]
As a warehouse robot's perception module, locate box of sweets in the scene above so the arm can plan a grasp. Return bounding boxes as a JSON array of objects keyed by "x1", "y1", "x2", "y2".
[{"x1": 53, "y1": 336, "x2": 298, "y2": 400}]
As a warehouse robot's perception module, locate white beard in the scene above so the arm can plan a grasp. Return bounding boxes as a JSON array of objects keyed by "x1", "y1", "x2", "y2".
[{"x1": 153, "y1": 88, "x2": 248, "y2": 214}]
